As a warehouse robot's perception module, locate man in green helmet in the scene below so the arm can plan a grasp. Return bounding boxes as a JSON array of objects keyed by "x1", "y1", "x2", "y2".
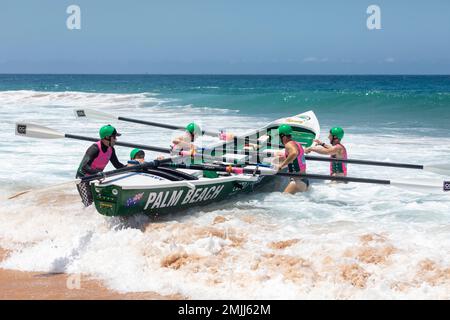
[
  {"x1": 305, "y1": 127, "x2": 348, "y2": 177},
  {"x1": 171, "y1": 122, "x2": 201, "y2": 155},
  {"x1": 276, "y1": 124, "x2": 309, "y2": 194},
  {"x1": 76, "y1": 124, "x2": 125, "y2": 206}
]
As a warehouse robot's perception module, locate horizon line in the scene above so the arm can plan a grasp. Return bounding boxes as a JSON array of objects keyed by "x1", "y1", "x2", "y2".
[{"x1": 1, "y1": 73, "x2": 450, "y2": 76}]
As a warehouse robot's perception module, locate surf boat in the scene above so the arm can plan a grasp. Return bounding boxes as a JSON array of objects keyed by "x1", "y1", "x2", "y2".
[{"x1": 91, "y1": 111, "x2": 320, "y2": 217}]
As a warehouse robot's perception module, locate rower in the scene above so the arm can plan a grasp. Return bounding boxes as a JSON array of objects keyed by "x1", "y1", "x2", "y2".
[
  {"x1": 171, "y1": 122, "x2": 201, "y2": 155},
  {"x1": 127, "y1": 148, "x2": 145, "y2": 166},
  {"x1": 276, "y1": 124, "x2": 309, "y2": 194},
  {"x1": 76, "y1": 124, "x2": 125, "y2": 207},
  {"x1": 305, "y1": 127, "x2": 348, "y2": 177}
]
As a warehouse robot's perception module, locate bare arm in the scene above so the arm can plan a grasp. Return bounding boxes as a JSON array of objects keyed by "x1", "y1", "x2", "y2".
[
  {"x1": 172, "y1": 135, "x2": 192, "y2": 151},
  {"x1": 308, "y1": 144, "x2": 341, "y2": 156},
  {"x1": 279, "y1": 142, "x2": 299, "y2": 170}
]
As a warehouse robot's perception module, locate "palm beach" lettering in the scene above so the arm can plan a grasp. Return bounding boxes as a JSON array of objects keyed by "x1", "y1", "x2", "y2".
[{"x1": 144, "y1": 185, "x2": 225, "y2": 210}]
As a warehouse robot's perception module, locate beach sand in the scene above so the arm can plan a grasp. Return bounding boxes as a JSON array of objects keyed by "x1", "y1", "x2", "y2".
[{"x1": 0, "y1": 248, "x2": 183, "y2": 300}]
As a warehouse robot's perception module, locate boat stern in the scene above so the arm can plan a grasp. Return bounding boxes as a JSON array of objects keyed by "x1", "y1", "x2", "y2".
[{"x1": 91, "y1": 183, "x2": 122, "y2": 216}]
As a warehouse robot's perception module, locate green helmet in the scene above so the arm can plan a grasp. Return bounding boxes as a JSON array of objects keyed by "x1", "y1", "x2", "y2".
[
  {"x1": 330, "y1": 127, "x2": 344, "y2": 140},
  {"x1": 186, "y1": 122, "x2": 201, "y2": 135},
  {"x1": 130, "y1": 148, "x2": 145, "y2": 160},
  {"x1": 278, "y1": 124, "x2": 293, "y2": 136},
  {"x1": 99, "y1": 124, "x2": 121, "y2": 139}
]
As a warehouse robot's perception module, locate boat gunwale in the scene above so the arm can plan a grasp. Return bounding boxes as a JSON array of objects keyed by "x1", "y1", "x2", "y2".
[{"x1": 93, "y1": 172, "x2": 261, "y2": 190}]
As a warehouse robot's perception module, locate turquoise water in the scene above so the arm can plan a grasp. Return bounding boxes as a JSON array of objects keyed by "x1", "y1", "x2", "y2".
[{"x1": 1, "y1": 75, "x2": 450, "y2": 134}]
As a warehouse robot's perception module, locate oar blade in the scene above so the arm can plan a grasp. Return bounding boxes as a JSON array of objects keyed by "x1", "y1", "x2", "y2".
[
  {"x1": 15, "y1": 122, "x2": 65, "y2": 139},
  {"x1": 74, "y1": 108, "x2": 117, "y2": 121},
  {"x1": 423, "y1": 164, "x2": 450, "y2": 176},
  {"x1": 390, "y1": 178, "x2": 448, "y2": 194}
]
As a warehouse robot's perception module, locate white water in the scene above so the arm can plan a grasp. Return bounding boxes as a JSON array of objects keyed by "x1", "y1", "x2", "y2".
[{"x1": 0, "y1": 90, "x2": 449, "y2": 299}]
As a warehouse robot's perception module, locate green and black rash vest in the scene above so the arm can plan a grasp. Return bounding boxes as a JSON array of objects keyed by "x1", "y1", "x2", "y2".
[{"x1": 76, "y1": 141, "x2": 125, "y2": 178}]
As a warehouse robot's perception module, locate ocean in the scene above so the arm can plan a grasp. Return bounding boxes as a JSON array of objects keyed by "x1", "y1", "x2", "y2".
[{"x1": 0, "y1": 74, "x2": 449, "y2": 299}]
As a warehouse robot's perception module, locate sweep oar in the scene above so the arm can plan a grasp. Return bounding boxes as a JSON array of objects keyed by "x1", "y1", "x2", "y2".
[
  {"x1": 160, "y1": 162, "x2": 450, "y2": 194},
  {"x1": 74, "y1": 108, "x2": 219, "y2": 136}
]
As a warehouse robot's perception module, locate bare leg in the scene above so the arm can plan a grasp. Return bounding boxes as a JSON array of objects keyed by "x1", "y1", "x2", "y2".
[{"x1": 284, "y1": 180, "x2": 308, "y2": 194}]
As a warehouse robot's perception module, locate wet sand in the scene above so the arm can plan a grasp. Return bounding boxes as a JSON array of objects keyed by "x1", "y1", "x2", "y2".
[{"x1": 0, "y1": 248, "x2": 183, "y2": 300}]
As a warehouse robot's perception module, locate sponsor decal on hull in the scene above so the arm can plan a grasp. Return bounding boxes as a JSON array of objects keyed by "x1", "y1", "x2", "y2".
[
  {"x1": 144, "y1": 185, "x2": 225, "y2": 210},
  {"x1": 231, "y1": 181, "x2": 252, "y2": 192},
  {"x1": 99, "y1": 202, "x2": 113, "y2": 209}
]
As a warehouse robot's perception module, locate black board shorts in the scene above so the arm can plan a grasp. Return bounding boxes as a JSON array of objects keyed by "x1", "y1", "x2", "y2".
[{"x1": 290, "y1": 177, "x2": 310, "y2": 188}]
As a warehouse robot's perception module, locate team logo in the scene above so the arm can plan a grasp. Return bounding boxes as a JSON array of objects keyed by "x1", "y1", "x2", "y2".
[
  {"x1": 286, "y1": 119, "x2": 305, "y2": 125},
  {"x1": 297, "y1": 115, "x2": 311, "y2": 121},
  {"x1": 286, "y1": 115, "x2": 311, "y2": 125},
  {"x1": 76, "y1": 110, "x2": 86, "y2": 117},
  {"x1": 16, "y1": 124, "x2": 27, "y2": 135},
  {"x1": 444, "y1": 181, "x2": 450, "y2": 192},
  {"x1": 99, "y1": 202, "x2": 113, "y2": 209}
]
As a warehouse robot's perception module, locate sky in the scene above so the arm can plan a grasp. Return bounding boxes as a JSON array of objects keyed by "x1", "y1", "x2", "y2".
[{"x1": 0, "y1": 0, "x2": 449, "y2": 74}]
